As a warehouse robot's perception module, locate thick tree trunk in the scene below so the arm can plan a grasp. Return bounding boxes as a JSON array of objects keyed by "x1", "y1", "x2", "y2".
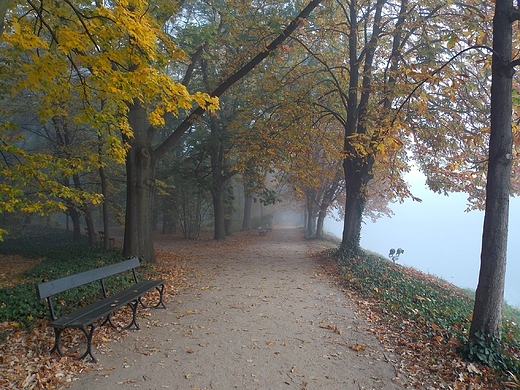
[
  {"x1": 341, "y1": 157, "x2": 373, "y2": 251},
  {"x1": 469, "y1": 0, "x2": 513, "y2": 344},
  {"x1": 123, "y1": 102, "x2": 156, "y2": 263},
  {"x1": 211, "y1": 187, "x2": 226, "y2": 240}
]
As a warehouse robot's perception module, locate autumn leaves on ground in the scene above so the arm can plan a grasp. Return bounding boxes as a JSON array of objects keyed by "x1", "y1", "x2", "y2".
[{"x1": 0, "y1": 226, "x2": 517, "y2": 389}]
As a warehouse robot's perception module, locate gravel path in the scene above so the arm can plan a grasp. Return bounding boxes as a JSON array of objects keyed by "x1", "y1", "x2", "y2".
[{"x1": 69, "y1": 227, "x2": 406, "y2": 390}]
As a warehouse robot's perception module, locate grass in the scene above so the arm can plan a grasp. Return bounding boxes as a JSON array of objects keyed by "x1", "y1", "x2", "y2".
[{"x1": 327, "y1": 246, "x2": 520, "y2": 379}]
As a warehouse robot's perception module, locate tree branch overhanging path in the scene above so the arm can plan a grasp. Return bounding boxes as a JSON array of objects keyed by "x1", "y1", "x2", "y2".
[{"x1": 153, "y1": 0, "x2": 324, "y2": 162}]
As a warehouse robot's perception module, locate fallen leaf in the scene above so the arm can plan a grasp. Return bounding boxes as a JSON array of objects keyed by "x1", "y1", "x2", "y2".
[{"x1": 348, "y1": 343, "x2": 366, "y2": 352}]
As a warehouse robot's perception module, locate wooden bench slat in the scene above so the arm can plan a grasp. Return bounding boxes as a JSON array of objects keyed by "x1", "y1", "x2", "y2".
[
  {"x1": 49, "y1": 279, "x2": 165, "y2": 328},
  {"x1": 37, "y1": 258, "x2": 140, "y2": 299}
]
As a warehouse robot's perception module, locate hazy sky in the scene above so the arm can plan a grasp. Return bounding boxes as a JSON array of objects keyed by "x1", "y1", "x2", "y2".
[{"x1": 325, "y1": 169, "x2": 520, "y2": 309}]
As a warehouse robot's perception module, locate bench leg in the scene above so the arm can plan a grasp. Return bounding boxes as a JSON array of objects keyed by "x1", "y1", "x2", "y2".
[
  {"x1": 50, "y1": 325, "x2": 97, "y2": 363},
  {"x1": 139, "y1": 284, "x2": 167, "y2": 309},
  {"x1": 108, "y1": 301, "x2": 140, "y2": 330}
]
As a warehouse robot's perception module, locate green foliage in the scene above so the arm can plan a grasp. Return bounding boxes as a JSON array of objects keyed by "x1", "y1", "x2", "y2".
[
  {"x1": 0, "y1": 225, "x2": 82, "y2": 256},
  {"x1": 328, "y1": 247, "x2": 520, "y2": 377},
  {"x1": 0, "y1": 282, "x2": 48, "y2": 329},
  {"x1": 462, "y1": 330, "x2": 506, "y2": 370},
  {"x1": 256, "y1": 189, "x2": 280, "y2": 206},
  {"x1": 0, "y1": 227, "x2": 152, "y2": 329}
]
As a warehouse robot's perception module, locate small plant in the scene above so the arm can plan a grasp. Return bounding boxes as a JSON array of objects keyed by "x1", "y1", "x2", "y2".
[
  {"x1": 462, "y1": 330, "x2": 506, "y2": 370},
  {"x1": 388, "y1": 247, "x2": 404, "y2": 263}
]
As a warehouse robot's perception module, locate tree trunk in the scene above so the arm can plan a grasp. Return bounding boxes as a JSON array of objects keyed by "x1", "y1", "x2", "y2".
[
  {"x1": 211, "y1": 187, "x2": 226, "y2": 240},
  {"x1": 83, "y1": 209, "x2": 96, "y2": 245},
  {"x1": 242, "y1": 185, "x2": 253, "y2": 231},
  {"x1": 316, "y1": 210, "x2": 325, "y2": 239},
  {"x1": 316, "y1": 174, "x2": 342, "y2": 240},
  {"x1": 305, "y1": 195, "x2": 317, "y2": 237},
  {"x1": 123, "y1": 101, "x2": 156, "y2": 263},
  {"x1": 469, "y1": 0, "x2": 513, "y2": 345},
  {"x1": 341, "y1": 157, "x2": 373, "y2": 251},
  {"x1": 68, "y1": 207, "x2": 82, "y2": 241},
  {"x1": 339, "y1": 0, "x2": 381, "y2": 252},
  {"x1": 99, "y1": 166, "x2": 110, "y2": 250}
]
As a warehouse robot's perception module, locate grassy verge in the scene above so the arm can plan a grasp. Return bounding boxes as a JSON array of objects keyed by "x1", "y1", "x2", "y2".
[{"x1": 326, "y1": 246, "x2": 520, "y2": 384}]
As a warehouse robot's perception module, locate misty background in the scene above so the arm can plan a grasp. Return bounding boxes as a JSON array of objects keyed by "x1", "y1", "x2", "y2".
[{"x1": 325, "y1": 168, "x2": 520, "y2": 309}]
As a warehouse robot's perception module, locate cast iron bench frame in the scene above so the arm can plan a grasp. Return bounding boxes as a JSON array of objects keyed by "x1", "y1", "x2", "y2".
[
  {"x1": 98, "y1": 230, "x2": 115, "y2": 245},
  {"x1": 36, "y1": 257, "x2": 165, "y2": 362},
  {"x1": 258, "y1": 225, "x2": 271, "y2": 235}
]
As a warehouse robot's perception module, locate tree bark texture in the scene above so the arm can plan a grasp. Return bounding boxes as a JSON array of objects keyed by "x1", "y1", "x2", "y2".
[
  {"x1": 341, "y1": 157, "x2": 373, "y2": 250},
  {"x1": 68, "y1": 207, "x2": 82, "y2": 241},
  {"x1": 123, "y1": 102, "x2": 156, "y2": 263},
  {"x1": 469, "y1": 0, "x2": 513, "y2": 341},
  {"x1": 99, "y1": 166, "x2": 110, "y2": 250},
  {"x1": 340, "y1": 0, "x2": 381, "y2": 251},
  {"x1": 305, "y1": 192, "x2": 317, "y2": 237},
  {"x1": 211, "y1": 187, "x2": 226, "y2": 240}
]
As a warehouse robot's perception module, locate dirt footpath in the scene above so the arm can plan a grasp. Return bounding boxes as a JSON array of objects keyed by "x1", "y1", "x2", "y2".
[{"x1": 69, "y1": 227, "x2": 406, "y2": 390}]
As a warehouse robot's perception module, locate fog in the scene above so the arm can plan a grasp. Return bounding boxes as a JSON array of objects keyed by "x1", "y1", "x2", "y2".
[{"x1": 324, "y1": 169, "x2": 520, "y2": 309}]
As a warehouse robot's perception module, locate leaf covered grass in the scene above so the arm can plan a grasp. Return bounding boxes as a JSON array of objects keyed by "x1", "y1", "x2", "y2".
[{"x1": 324, "y1": 247, "x2": 520, "y2": 387}]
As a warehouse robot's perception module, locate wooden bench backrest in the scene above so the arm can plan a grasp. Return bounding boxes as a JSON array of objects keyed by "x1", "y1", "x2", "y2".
[{"x1": 36, "y1": 257, "x2": 140, "y2": 300}]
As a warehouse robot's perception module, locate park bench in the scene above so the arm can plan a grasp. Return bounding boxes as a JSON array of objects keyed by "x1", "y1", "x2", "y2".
[
  {"x1": 98, "y1": 230, "x2": 115, "y2": 245},
  {"x1": 258, "y1": 225, "x2": 272, "y2": 235},
  {"x1": 36, "y1": 257, "x2": 165, "y2": 362}
]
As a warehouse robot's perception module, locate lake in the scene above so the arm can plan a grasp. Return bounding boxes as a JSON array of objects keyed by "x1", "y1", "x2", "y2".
[{"x1": 325, "y1": 171, "x2": 520, "y2": 309}]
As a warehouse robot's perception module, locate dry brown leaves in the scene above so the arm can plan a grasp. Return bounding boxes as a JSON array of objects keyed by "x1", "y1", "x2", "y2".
[
  {"x1": 315, "y1": 254, "x2": 504, "y2": 390},
  {"x1": 0, "y1": 255, "x2": 44, "y2": 288}
]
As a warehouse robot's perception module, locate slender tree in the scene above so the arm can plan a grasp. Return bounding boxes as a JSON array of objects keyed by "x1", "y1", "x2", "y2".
[{"x1": 467, "y1": 0, "x2": 517, "y2": 364}]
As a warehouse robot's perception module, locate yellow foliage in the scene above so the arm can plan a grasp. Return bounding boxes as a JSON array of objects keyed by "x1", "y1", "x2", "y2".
[{"x1": 0, "y1": 0, "x2": 220, "y2": 222}]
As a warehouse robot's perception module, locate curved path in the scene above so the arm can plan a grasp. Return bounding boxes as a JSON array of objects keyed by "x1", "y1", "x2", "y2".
[{"x1": 70, "y1": 227, "x2": 407, "y2": 389}]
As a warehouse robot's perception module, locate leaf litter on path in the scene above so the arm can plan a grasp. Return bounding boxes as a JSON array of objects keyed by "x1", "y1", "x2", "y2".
[{"x1": 2, "y1": 228, "x2": 506, "y2": 389}]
